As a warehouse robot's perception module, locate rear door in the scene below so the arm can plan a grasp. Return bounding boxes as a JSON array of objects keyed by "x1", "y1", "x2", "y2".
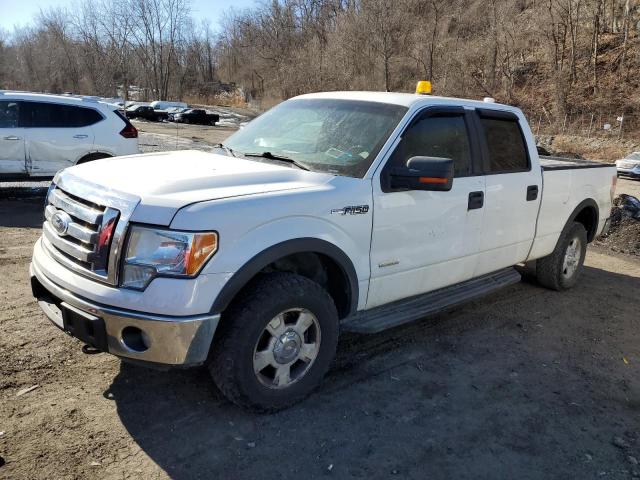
[
  {"x1": 0, "y1": 100, "x2": 26, "y2": 175},
  {"x1": 473, "y1": 109, "x2": 542, "y2": 275},
  {"x1": 22, "y1": 102, "x2": 98, "y2": 176}
]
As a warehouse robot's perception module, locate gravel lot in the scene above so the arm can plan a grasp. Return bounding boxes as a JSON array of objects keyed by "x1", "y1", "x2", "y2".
[
  {"x1": 0, "y1": 123, "x2": 232, "y2": 199},
  {"x1": 1, "y1": 123, "x2": 640, "y2": 479},
  {"x1": 2, "y1": 119, "x2": 639, "y2": 200}
]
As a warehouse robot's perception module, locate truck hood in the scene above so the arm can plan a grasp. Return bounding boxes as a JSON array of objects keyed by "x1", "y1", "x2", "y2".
[{"x1": 55, "y1": 150, "x2": 334, "y2": 225}]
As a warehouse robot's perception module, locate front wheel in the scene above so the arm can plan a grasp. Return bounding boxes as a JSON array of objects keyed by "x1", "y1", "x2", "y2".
[
  {"x1": 536, "y1": 221, "x2": 588, "y2": 290},
  {"x1": 208, "y1": 272, "x2": 339, "y2": 412}
]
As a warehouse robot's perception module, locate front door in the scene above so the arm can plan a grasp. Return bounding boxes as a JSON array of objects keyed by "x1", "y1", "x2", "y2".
[
  {"x1": 0, "y1": 100, "x2": 26, "y2": 176},
  {"x1": 367, "y1": 107, "x2": 485, "y2": 309}
]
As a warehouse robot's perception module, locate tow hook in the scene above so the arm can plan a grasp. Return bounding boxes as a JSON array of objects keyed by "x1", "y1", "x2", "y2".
[{"x1": 81, "y1": 344, "x2": 102, "y2": 355}]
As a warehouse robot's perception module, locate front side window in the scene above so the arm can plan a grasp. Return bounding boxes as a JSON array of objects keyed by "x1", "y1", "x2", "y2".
[
  {"x1": 386, "y1": 112, "x2": 472, "y2": 177},
  {"x1": 0, "y1": 101, "x2": 20, "y2": 128},
  {"x1": 480, "y1": 117, "x2": 529, "y2": 173},
  {"x1": 22, "y1": 102, "x2": 103, "y2": 128},
  {"x1": 225, "y1": 98, "x2": 408, "y2": 178}
]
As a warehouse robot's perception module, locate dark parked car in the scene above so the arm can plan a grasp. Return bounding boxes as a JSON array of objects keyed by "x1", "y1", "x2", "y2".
[
  {"x1": 125, "y1": 105, "x2": 168, "y2": 122},
  {"x1": 170, "y1": 108, "x2": 219, "y2": 125}
]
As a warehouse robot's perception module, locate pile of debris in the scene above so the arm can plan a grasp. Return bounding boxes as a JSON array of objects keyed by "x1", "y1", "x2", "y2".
[{"x1": 595, "y1": 194, "x2": 640, "y2": 256}]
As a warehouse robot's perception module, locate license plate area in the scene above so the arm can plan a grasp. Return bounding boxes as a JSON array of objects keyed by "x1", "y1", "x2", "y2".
[
  {"x1": 32, "y1": 276, "x2": 109, "y2": 352},
  {"x1": 60, "y1": 303, "x2": 108, "y2": 352}
]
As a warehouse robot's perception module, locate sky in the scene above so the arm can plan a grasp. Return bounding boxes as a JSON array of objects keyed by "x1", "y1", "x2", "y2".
[{"x1": 0, "y1": 0, "x2": 256, "y2": 32}]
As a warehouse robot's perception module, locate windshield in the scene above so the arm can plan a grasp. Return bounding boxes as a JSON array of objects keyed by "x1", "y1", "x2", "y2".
[
  {"x1": 627, "y1": 152, "x2": 640, "y2": 160},
  {"x1": 224, "y1": 98, "x2": 407, "y2": 177}
]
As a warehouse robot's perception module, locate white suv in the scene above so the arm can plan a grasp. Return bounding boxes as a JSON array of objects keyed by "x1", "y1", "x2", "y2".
[{"x1": 0, "y1": 91, "x2": 139, "y2": 179}]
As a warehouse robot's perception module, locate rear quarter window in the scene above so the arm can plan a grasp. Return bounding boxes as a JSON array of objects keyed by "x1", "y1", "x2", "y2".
[{"x1": 480, "y1": 116, "x2": 529, "y2": 173}]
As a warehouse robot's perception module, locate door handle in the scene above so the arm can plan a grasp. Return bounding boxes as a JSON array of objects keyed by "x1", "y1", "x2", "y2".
[
  {"x1": 468, "y1": 191, "x2": 484, "y2": 210},
  {"x1": 526, "y1": 185, "x2": 539, "y2": 201},
  {"x1": 3, "y1": 135, "x2": 21, "y2": 141},
  {"x1": 73, "y1": 134, "x2": 88, "y2": 139}
]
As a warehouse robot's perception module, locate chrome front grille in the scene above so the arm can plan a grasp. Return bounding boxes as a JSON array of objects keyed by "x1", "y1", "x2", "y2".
[{"x1": 43, "y1": 187, "x2": 120, "y2": 283}]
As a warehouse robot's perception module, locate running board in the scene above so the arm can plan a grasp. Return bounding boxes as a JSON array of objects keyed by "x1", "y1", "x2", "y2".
[{"x1": 341, "y1": 268, "x2": 522, "y2": 334}]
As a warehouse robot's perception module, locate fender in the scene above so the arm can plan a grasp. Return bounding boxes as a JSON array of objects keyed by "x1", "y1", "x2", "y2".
[
  {"x1": 75, "y1": 151, "x2": 113, "y2": 165},
  {"x1": 565, "y1": 198, "x2": 599, "y2": 242},
  {"x1": 210, "y1": 238, "x2": 359, "y2": 316}
]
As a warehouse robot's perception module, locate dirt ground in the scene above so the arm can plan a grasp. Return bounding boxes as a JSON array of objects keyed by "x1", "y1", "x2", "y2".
[
  {"x1": 1, "y1": 124, "x2": 640, "y2": 479},
  {"x1": 133, "y1": 120, "x2": 239, "y2": 153},
  {"x1": 1, "y1": 198, "x2": 640, "y2": 480},
  {"x1": 617, "y1": 178, "x2": 640, "y2": 199}
]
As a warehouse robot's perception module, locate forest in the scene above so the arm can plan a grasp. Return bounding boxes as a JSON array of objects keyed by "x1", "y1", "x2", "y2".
[{"x1": 0, "y1": 0, "x2": 638, "y2": 123}]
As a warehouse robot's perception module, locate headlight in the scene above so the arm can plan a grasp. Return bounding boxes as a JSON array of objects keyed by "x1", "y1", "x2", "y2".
[{"x1": 121, "y1": 226, "x2": 218, "y2": 290}]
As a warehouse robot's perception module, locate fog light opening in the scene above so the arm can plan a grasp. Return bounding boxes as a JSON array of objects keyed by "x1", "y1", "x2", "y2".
[{"x1": 121, "y1": 326, "x2": 150, "y2": 353}]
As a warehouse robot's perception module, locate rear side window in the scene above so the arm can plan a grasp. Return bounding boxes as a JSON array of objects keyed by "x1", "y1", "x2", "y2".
[
  {"x1": 479, "y1": 116, "x2": 529, "y2": 173},
  {"x1": 22, "y1": 102, "x2": 103, "y2": 128},
  {"x1": 0, "y1": 101, "x2": 20, "y2": 128},
  {"x1": 387, "y1": 113, "x2": 472, "y2": 177}
]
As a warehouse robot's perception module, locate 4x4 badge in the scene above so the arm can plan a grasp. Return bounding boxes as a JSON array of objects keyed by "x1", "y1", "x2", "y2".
[{"x1": 330, "y1": 205, "x2": 370, "y2": 215}]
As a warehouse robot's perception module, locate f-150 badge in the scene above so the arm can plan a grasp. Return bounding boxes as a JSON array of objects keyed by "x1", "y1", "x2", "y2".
[{"x1": 330, "y1": 205, "x2": 370, "y2": 215}]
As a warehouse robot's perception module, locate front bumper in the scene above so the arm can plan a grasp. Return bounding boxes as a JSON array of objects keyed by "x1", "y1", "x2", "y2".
[
  {"x1": 617, "y1": 168, "x2": 640, "y2": 178},
  {"x1": 30, "y1": 260, "x2": 220, "y2": 366}
]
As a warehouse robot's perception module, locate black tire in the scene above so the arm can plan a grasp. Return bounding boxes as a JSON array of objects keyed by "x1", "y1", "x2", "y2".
[
  {"x1": 76, "y1": 152, "x2": 112, "y2": 164},
  {"x1": 208, "y1": 272, "x2": 339, "y2": 412},
  {"x1": 536, "y1": 221, "x2": 588, "y2": 291}
]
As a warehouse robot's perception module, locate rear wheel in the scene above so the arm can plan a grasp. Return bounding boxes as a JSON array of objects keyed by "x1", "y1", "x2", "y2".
[
  {"x1": 208, "y1": 272, "x2": 339, "y2": 412},
  {"x1": 76, "y1": 152, "x2": 111, "y2": 164},
  {"x1": 536, "y1": 221, "x2": 588, "y2": 290}
]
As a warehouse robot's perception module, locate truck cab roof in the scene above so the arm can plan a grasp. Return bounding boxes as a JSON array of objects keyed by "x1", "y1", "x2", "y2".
[{"x1": 294, "y1": 91, "x2": 520, "y2": 114}]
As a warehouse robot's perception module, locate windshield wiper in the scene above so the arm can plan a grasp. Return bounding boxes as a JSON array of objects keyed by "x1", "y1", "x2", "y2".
[
  {"x1": 242, "y1": 151, "x2": 311, "y2": 171},
  {"x1": 213, "y1": 143, "x2": 237, "y2": 158}
]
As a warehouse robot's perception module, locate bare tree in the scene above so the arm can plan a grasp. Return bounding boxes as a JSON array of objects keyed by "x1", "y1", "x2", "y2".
[{"x1": 0, "y1": 0, "x2": 639, "y2": 118}]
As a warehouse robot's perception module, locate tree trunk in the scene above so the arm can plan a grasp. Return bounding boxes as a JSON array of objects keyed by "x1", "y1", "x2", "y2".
[
  {"x1": 620, "y1": 0, "x2": 631, "y2": 75},
  {"x1": 592, "y1": 0, "x2": 602, "y2": 94}
]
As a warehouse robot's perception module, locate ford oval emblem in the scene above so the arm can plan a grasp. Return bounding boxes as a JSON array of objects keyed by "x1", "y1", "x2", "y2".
[{"x1": 51, "y1": 211, "x2": 72, "y2": 236}]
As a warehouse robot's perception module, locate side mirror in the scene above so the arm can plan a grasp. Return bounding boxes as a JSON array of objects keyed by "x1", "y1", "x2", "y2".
[{"x1": 389, "y1": 156, "x2": 454, "y2": 191}]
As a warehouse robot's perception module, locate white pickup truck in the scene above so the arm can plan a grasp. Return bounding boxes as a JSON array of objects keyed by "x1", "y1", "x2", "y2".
[{"x1": 30, "y1": 90, "x2": 616, "y2": 411}]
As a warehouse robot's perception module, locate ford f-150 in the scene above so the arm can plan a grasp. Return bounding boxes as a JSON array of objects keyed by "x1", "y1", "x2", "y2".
[{"x1": 30, "y1": 88, "x2": 617, "y2": 411}]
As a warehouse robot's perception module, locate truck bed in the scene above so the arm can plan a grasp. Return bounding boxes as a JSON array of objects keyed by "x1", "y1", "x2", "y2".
[
  {"x1": 540, "y1": 156, "x2": 613, "y2": 170},
  {"x1": 528, "y1": 156, "x2": 616, "y2": 262}
]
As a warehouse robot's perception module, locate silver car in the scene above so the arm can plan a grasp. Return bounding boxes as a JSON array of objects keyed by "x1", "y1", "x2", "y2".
[{"x1": 616, "y1": 152, "x2": 640, "y2": 179}]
